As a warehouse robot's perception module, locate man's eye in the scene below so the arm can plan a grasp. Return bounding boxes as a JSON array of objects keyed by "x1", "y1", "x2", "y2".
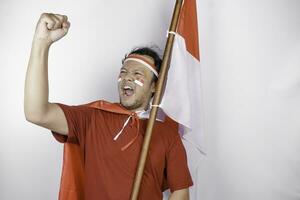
[{"x1": 135, "y1": 72, "x2": 143, "y2": 76}]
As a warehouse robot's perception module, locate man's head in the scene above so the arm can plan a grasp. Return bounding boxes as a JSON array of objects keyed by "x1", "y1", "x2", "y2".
[{"x1": 118, "y1": 47, "x2": 162, "y2": 111}]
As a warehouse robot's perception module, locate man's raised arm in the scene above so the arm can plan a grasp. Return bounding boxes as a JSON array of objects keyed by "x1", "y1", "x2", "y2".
[{"x1": 24, "y1": 13, "x2": 70, "y2": 136}]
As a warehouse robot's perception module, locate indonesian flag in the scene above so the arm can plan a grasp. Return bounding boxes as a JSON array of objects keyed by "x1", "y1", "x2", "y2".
[
  {"x1": 160, "y1": 1, "x2": 204, "y2": 198},
  {"x1": 161, "y1": 0, "x2": 205, "y2": 152}
]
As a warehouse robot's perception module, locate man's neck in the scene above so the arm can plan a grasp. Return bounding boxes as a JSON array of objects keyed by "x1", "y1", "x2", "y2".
[
  {"x1": 130, "y1": 105, "x2": 149, "y2": 113},
  {"x1": 129, "y1": 100, "x2": 151, "y2": 113}
]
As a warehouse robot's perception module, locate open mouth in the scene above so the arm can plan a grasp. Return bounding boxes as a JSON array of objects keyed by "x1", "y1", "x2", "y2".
[{"x1": 123, "y1": 85, "x2": 135, "y2": 97}]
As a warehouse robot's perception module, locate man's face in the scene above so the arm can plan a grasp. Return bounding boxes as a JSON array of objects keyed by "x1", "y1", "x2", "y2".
[{"x1": 118, "y1": 55, "x2": 156, "y2": 111}]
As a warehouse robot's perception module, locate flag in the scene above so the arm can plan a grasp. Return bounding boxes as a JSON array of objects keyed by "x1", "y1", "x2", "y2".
[
  {"x1": 160, "y1": 0, "x2": 205, "y2": 199},
  {"x1": 161, "y1": 0, "x2": 205, "y2": 153}
]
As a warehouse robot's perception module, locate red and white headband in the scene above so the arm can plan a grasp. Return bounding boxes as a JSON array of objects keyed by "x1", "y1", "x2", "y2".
[{"x1": 123, "y1": 54, "x2": 159, "y2": 77}]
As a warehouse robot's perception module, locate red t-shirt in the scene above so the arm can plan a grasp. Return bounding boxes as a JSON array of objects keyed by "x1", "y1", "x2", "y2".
[{"x1": 52, "y1": 103, "x2": 193, "y2": 200}]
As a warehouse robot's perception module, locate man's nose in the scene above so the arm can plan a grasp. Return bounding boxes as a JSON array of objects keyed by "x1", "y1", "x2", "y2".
[{"x1": 124, "y1": 73, "x2": 134, "y2": 81}]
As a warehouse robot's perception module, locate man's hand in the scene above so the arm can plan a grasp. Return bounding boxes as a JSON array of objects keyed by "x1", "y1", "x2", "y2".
[{"x1": 34, "y1": 13, "x2": 70, "y2": 46}]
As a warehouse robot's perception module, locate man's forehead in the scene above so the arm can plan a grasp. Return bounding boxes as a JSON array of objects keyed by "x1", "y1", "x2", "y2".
[{"x1": 122, "y1": 60, "x2": 146, "y2": 70}]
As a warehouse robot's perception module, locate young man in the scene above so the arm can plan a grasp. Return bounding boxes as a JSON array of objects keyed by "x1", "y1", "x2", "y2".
[{"x1": 24, "y1": 13, "x2": 192, "y2": 200}]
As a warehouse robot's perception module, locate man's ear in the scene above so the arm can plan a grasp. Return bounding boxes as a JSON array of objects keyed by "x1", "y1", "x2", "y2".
[{"x1": 150, "y1": 80, "x2": 156, "y2": 93}]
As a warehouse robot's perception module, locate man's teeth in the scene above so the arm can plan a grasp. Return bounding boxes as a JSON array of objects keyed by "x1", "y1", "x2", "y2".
[{"x1": 124, "y1": 86, "x2": 133, "y2": 90}]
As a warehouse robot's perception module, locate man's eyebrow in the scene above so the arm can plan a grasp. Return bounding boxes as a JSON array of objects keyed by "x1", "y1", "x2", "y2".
[{"x1": 134, "y1": 69, "x2": 144, "y2": 73}]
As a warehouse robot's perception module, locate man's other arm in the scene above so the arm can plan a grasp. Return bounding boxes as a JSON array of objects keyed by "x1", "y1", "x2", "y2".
[
  {"x1": 24, "y1": 13, "x2": 70, "y2": 136},
  {"x1": 168, "y1": 188, "x2": 189, "y2": 200}
]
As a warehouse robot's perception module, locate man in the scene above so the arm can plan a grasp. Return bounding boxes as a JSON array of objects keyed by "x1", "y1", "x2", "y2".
[{"x1": 24, "y1": 13, "x2": 192, "y2": 200}]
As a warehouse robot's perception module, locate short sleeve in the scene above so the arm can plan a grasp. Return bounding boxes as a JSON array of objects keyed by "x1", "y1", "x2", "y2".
[
  {"x1": 51, "y1": 103, "x2": 94, "y2": 147},
  {"x1": 166, "y1": 133, "x2": 193, "y2": 192}
]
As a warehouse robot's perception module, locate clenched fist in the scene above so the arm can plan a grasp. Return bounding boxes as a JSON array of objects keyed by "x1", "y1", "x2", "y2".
[{"x1": 34, "y1": 13, "x2": 71, "y2": 45}]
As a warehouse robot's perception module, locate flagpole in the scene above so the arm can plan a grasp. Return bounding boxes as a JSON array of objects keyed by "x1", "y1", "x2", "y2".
[{"x1": 130, "y1": 0, "x2": 184, "y2": 199}]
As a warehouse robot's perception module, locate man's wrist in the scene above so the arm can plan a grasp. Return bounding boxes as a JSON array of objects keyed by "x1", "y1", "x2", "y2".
[{"x1": 32, "y1": 37, "x2": 52, "y2": 49}]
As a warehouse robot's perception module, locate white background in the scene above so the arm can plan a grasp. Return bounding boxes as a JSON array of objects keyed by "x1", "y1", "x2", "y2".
[{"x1": 0, "y1": 0, "x2": 299, "y2": 200}]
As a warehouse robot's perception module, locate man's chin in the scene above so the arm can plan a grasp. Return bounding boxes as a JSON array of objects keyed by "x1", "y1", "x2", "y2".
[{"x1": 120, "y1": 98, "x2": 136, "y2": 110}]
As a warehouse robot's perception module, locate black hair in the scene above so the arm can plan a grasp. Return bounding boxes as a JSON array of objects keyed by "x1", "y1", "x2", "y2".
[{"x1": 122, "y1": 46, "x2": 162, "y2": 82}]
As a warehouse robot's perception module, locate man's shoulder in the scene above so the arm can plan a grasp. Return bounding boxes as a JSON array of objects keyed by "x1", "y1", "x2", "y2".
[
  {"x1": 56, "y1": 100, "x2": 119, "y2": 118},
  {"x1": 159, "y1": 116, "x2": 178, "y2": 131},
  {"x1": 81, "y1": 99, "x2": 132, "y2": 116},
  {"x1": 154, "y1": 116, "x2": 180, "y2": 141}
]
